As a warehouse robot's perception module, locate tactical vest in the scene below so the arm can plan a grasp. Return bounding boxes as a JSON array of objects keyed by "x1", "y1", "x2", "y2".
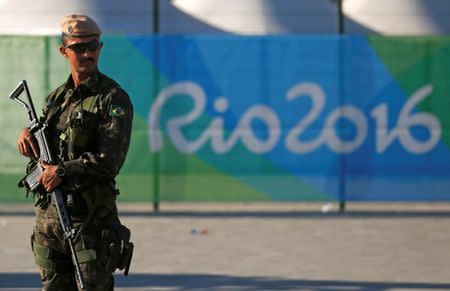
[
  {"x1": 44, "y1": 75, "x2": 119, "y2": 162},
  {"x1": 37, "y1": 75, "x2": 120, "y2": 214}
]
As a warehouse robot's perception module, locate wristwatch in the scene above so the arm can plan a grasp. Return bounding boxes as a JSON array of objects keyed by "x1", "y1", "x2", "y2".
[{"x1": 56, "y1": 163, "x2": 66, "y2": 177}]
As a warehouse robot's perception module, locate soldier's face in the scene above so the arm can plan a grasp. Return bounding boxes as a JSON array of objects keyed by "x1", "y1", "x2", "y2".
[{"x1": 61, "y1": 36, "x2": 103, "y2": 76}]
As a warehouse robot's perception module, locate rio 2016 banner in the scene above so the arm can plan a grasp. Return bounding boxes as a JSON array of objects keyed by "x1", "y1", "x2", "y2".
[{"x1": 1, "y1": 35, "x2": 449, "y2": 201}]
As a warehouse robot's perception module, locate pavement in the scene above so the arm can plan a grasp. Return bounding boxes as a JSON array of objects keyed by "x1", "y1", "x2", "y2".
[{"x1": 0, "y1": 202, "x2": 450, "y2": 291}]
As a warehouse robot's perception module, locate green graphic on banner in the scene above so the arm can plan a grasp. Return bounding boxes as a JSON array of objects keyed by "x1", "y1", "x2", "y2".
[{"x1": 369, "y1": 36, "x2": 450, "y2": 147}]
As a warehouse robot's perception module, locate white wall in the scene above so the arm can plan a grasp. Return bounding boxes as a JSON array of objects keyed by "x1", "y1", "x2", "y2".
[
  {"x1": 0, "y1": 0, "x2": 450, "y2": 35},
  {"x1": 344, "y1": 0, "x2": 450, "y2": 35},
  {"x1": 161, "y1": 0, "x2": 450, "y2": 35},
  {"x1": 0, "y1": 0, "x2": 151, "y2": 35},
  {"x1": 162, "y1": 0, "x2": 338, "y2": 34}
]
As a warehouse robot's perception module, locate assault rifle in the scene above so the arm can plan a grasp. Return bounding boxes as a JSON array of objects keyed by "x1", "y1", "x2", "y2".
[{"x1": 10, "y1": 80, "x2": 87, "y2": 290}]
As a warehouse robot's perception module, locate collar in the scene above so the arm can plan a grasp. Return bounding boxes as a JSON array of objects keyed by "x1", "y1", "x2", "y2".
[{"x1": 64, "y1": 71, "x2": 101, "y2": 93}]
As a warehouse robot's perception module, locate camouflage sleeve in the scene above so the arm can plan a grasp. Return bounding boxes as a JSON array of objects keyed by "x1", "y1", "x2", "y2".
[{"x1": 63, "y1": 87, "x2": 134, "y2": 178}]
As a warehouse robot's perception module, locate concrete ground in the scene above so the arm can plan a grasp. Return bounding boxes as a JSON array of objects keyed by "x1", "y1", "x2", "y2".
[{"x1": 0, "y1": 202, "x2": 450, "y2": 291}]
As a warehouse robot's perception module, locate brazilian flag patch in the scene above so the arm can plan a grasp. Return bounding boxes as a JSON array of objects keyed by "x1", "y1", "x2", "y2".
[{"x1": 109, "y1": 105, "x2": 127, "y2": 119}]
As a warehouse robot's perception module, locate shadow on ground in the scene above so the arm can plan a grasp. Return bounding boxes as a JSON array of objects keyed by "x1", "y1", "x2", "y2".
[{"x1": 1, "y1": 273, "x2": 449, "y2": 290}]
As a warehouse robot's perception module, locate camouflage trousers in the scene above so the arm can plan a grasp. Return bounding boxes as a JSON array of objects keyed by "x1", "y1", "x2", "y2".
[{"x1": 31, "y1": 201, "x2": 119, "y2": 291}]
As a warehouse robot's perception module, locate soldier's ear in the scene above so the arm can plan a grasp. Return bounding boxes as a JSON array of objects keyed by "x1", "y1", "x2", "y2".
[{"x1": 59, "y1": 46, "x2": 68, "y2": 58}]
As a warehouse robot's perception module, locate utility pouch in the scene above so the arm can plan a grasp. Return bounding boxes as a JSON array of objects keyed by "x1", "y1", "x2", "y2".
[
  {"x1": 67, "y1": 125, "x2": 88, "y2": 161},
  {"x1": 66, "y1": 109, "x2": 98, "y2": 160},
  {"x1": 101, "y1": 224, "x2": 134, "y2": 275}
]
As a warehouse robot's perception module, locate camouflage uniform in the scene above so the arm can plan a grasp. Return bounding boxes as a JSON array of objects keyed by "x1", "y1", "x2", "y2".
[{"x1": 31, "y1": 71, "x2": 133, "y2": 290}]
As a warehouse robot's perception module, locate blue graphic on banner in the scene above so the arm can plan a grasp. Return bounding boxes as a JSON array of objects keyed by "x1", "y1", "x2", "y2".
[{"x1": 123, "y1": 35, "x2": 450, "y2": 201}]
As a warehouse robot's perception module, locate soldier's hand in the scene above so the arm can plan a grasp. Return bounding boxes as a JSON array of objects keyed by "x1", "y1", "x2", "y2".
[
  {"x1": 17, "y1": 127, "x2": 39, "y2": 158},
  {"x1": 39, "y1": 161, "x2": 62, "y2": 192}
]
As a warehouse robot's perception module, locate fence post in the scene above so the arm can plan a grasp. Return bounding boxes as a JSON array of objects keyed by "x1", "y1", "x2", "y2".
[
  {"x1": 44, "y1": 36, "x2": 50, "y2": 98},
  {"x1": 152, "y1": 0, "x2": 160, "y2": 212},
  {"x1": 337, "y1": 0, "x2": 346, "y2": 212}
]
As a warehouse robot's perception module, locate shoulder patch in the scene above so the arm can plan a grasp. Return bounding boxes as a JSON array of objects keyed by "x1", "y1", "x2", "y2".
[{"x1": 109, "y1": 105, "x2": 127, "y2": 119}]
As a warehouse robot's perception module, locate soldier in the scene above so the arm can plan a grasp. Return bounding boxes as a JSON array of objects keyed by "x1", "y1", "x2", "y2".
[{"x1": 16, "y1": 14, "x2": 134, "y2": 290}]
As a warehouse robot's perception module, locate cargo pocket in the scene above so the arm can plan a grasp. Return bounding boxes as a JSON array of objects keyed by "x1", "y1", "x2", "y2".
[{"x1": 31, "y1": 231, "x2": 73, "y2": 273}]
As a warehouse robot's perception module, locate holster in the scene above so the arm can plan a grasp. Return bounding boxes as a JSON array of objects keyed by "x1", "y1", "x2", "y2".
[{"x1": 101, "y1": 224, "x2": 134, "y2": 276}]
